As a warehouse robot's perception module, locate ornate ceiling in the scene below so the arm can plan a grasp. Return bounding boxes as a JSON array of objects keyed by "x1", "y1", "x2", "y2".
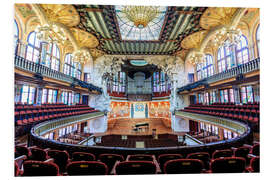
[{"x1": 73, "y1": 5, "x2": 207, "y2": 55}]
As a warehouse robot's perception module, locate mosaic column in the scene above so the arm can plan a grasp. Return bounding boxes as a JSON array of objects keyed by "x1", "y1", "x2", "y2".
[
  {"x1": 36, "y1": 85, "x2": 44, "y2": 105},
  {"x1": 233, "y1": 85, "x2": 241, "y2": 104}
]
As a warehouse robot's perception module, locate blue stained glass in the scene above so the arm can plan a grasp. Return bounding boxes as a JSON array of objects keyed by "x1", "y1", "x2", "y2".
[{"x1": 115, "y1": 6, "x2": 167, "y2": 41}]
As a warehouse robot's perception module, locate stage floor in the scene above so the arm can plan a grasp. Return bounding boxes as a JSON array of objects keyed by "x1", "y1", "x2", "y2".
[{"x1": 105, "y1": 118, "x2": 173, "y2": 135}]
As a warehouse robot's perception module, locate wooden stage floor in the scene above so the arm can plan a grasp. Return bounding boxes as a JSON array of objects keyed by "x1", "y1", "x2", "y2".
[{"x1": 104, "y1": 118, "x2": 174, "y2": 136}]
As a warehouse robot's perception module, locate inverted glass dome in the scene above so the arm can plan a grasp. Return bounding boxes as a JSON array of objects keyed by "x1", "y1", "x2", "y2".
[{"x1": 130, "y1": 60, "x2": 148, "y2": 66}]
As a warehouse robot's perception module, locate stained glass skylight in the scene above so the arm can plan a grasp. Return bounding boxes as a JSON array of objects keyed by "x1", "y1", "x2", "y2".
[{"x1": 115, "y1": 5, "x2": 167, "y2": 41}]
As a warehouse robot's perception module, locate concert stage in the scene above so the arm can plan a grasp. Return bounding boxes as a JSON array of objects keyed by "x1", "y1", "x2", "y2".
[{"x1": 105, "y1": 118, "x2": 173, "y2": 135}]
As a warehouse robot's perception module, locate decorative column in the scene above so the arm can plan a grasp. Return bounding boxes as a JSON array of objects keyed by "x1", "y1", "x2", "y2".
[{"x1": 57, "y1": 89, "x2": 62, "y2": 103}]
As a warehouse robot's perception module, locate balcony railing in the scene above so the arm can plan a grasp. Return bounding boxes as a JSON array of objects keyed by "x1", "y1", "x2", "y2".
[
  {"x1": 178, "y1": 58, "x2": 260, "y2": 93},
  {"x1": 15, "y1": 55, "x2": 102, "y2": 93}
]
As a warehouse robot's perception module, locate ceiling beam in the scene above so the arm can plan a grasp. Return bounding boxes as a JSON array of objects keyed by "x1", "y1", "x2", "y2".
[{"x1": 176, "y1": 11, "x2": 203, "y2": 15}]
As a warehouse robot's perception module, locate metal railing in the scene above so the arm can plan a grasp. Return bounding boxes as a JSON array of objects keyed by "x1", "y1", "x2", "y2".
[
  {"x1": 14, "y1": 55, "x2": 102, "y2": 93},
  {"x1": 178, "y1": 58, "x2": 260, "y2": 93}
]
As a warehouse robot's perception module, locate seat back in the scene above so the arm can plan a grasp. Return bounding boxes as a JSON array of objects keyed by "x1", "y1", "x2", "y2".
[
  {"x1": 234, "y1": 147, "x2": 250, "y2": 159},
  {"x1": 15, "y1": 146, "x2": 31, "y2": 158},
  {"x1": 15, "y1": 162, "x2": 20, "y2": 176},
  {"x1": 66, "y1": 161, "x2": 108, "y2": 175},
  {"x1": 115, "y1": 161, "x2": 156, "y2": 175},
  {"x1": 212, "y1": 149, "x2": 233, "y2": 159},
  {"x1": 252, "y1": 144, "x2": 260, "y2": 156},
  {"x1": 250, "y1": 156, "x2": 260, "y2": 172},
  {"x1": 72, "y1": 152, "x2": 95, "y2": 161},
  {"x1": 22, "y1": 160, "x2": 59, "y2": 176},
  {"x1": 47, "y1": 150, "x2": 69, "y2": 172},
  {"x1": 187, "y1": 152, "x2": 210, "y2": 169},
  {"x1": 164, "y1": 159, "x2": 204, "y2": 174},
  {"x1": 128, "y1": 154, "x2": 153, "y2": 161},
  {"x1": 30, "y1": 148, "x2": 48, "y2": 161},
  {"x1": 210, "y1": 157, "x2": 246, "y2": 173},
  {"x1": 99, "y1": 154, "x2": 124, "y2": 172},
  {"x1": 158, "y1": 154, "x2": 183, "y2": 171}
]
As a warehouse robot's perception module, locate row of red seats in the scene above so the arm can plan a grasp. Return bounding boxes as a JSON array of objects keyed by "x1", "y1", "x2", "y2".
[
  {"x1": 15, "y1": 143, "x2": 259, "y2": 176},
  {"x1": 15, "y1": 103, "x2": 89, "y2": 111},
  {"x1": 108, "y1": 92, "x2": 126, "y2": 97},
  {"x1": 191, "y1": 102, "x2": 259, "y2": 110},
  {"x1": 153, "y1": 91, "x2": 171, "y2": 97},
  {"x1": 182, "y1": 104, "x2": 259, "y2": 124},
  {"x1": 15, "y1": 104, "x2": 99, "y2": 126}
]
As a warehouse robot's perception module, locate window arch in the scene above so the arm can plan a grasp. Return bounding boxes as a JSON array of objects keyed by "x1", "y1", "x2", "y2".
[
  {"x1": 14, "y1": 20, "x2": 19, "y2": 53},
  {"x1": 217, "y1": 41, "x2": 234, "y2": 72},
  {"x1": 256, "y1": 25, "x2": 260, "y2": 57},
  {"x1": 26, "y1": 31, "x2": 41, "y2": 63},
  {"x1": 197, "y1": 54, "x2": 214, "y2": 80},
  {"x1": 45, "y1": 43, "x2": 60, "y2": 71},
  {"x1": 236, "y1": 35, "x2": 249, "y2": 65}
]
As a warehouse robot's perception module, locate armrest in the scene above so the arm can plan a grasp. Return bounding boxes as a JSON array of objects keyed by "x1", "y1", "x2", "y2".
[
  {"x1": 243, "y1": 144, "x2": 253, "y2": 149},
  {"x1": 44, "y1": 148, "x2": 50, "y2": 152},
  {"x1": 28, "y1": 146, "x2": 37, "y2": 149},
  {"x1": 45, "y1": 158, "x2": 54, "y2": 163},
  {"x1": 253, "y1": 141, "x2": 260, "y2": 145},
  {"x1": 15, "y1": 155, "x2": 27, "y2": 169},
  {"x1": 247, "y1": 154, "x2": 257, "y2": 158},
  {"x1": 111, "y1": 160, "x2": 120, "y2": 175},
  {"x1": 231, "y1": 147, "x2": 237, "y2": 151}
]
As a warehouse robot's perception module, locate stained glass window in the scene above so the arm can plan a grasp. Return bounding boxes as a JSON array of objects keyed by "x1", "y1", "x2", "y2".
[
  {"x1": 14, "y1": 20, "x2": 19, "y2": 53},
  {"x1": 45, "y1": 43, "x2": 60, "y2": 71},
  {"x1": 42, "y1": 89, "x2": 48, "y2": 104},
  {"x1": 21, "y1": 85, "x2": 36, "y2": 104},
  {"x1": 256, "y1": 25, "x2": 260, "y2": 57},
  {"x1": 217, "y1": 42, "x2": 235, "y2": 72},
  {"x1": 236, "y1": 35, "x2": 249, "y2": 65},
  {"x1": 61, "y1": 91, "x2": 68, "y2": 104},
  {"x1": 220, "y1": 89, "x2": 229, "y2": 103},
  {"x1": 26, "y1": 32, "x2": 41, "y2": 63},
  {"x1": 229, "y1": 89, "x2": 235, "y2": 103},
  {"x1": 115, "y1": 6, "x2": 167, "y2": 41},
  {"x1": 197, "y1": 54, "x2": 214, "y2": 80},
  {"x1": 241, "y1": 86, "x2": 254, "y2": 104}
]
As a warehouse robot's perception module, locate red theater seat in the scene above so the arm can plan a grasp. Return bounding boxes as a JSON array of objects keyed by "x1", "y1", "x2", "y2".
[
  {"x1": 164, "y1": 159, "x2": 204, "y2": 174},
  {"x1": 66, "y1": 161, "x2": 108, "y2": 175},
  {"x1": 22, "y1": 160, "x2": 60, "y2": 176},
  {"x1": 186, "y1": 152, "x2": 210, "y2": 169},
  {"x1": 29, "y1": 147, "x2": 50, "y2": 161},
  {"x1": 157, "y1": 154, "x2": 183, "y2": 172},
  {"x1": 115, "y1": 161, "x2": 157, "y2": 175},
  {"x1": 47, "y1": 150, "x2": 70, "y2": 172},
  {"x1": 71, "y1": 152, "x2": 95, "y2": 161},
  {"x1": 212, "y1": 149, "x2": 233, "y2": 159},
  {"x1": 247, "y1": 156, "x2": 260, "y2": 172},
  {"x1": 210, "y1": 157, "x2": 246, "y2": 173},
  {"x1": 128, "y1": 154, "x2": 154, "y2": 161},
  {"x1": 99, "y1": 154, "x2": 124, "y2": 173}
]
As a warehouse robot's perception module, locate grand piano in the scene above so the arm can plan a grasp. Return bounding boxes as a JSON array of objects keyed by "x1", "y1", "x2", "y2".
[{"x1": 135, "y1": 122, "x2": 149, "y2": 128}]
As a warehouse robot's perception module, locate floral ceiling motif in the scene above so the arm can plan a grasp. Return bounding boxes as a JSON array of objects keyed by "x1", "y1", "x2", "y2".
[
  {"x1": 200, "y1": 7, "x2": 238, "y2": 30},
  {"x1": 40, "y1": 4, "x2": 80, "y2": 27},
  {"x1": 70, "y1": 28, "x2": 99, "y2": 49},
  {"x1": 181, "y1": 30, "x2": 208, "y2": 50}
]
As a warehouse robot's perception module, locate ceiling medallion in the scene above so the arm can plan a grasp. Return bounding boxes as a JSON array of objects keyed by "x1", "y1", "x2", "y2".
[{"x1": 122, "y1": 6, "x2": 160, "y2": 28}]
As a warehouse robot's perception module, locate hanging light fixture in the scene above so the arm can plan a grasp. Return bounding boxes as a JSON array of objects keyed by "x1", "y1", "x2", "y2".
[
  {"x1": 122, "y1": 6, "x2": 160, "y2": 28},
  {"x1": 72, "y1": 49, "x2": 91, "y2": 64},
  {"x1": 189, "y1": 52, "x2": 205, "y2": 65},
  {"x1": 35, "y1": 23, "x2": 67, "y2": 44}
]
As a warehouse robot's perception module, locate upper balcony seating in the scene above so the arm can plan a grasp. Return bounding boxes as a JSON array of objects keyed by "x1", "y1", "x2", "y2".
[
  {"x1": 15, "y1": 103, "x2": 99, "y2": 126},
  {"x1": 180, "y1": 102, "x2": 259, "y2": 124}
]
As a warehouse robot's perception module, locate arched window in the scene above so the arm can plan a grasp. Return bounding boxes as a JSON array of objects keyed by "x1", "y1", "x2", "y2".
[
  {"x1": 45, "y1": 43, "x2": 60, "y2": 71},
  {"x1": 197, "y1": 54, "x2": 214, "y2": 80},
  {"x1": 14, "y1": 20, "x2": 19, "y2": 52},
  {"x1": 26, "y1": 32, "x2": 41, "y2": 63},
  {"x1": 236, "y1": 35, "x2": 249, "y2": 65},
  {"x1": 64, "y1": 54, "x2": 76, "y2": 77},
  {"x1": 256, "y1": 25, "x2": 260, "y2": 57},
  {"x1": 217, "y1": 41, "x2": 234, "y2": 72}
]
